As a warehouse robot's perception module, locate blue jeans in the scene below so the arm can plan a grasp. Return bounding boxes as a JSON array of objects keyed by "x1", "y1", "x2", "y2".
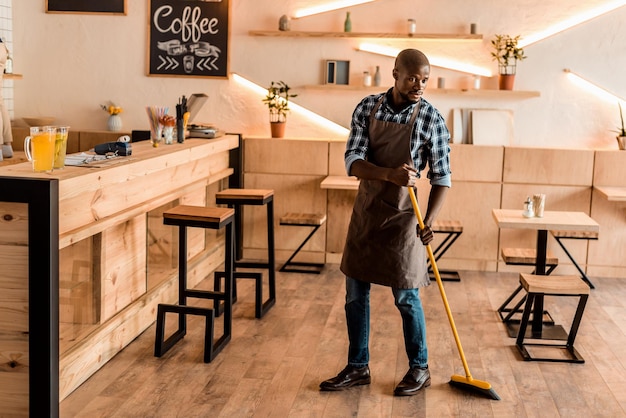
[{"x1": 345, "y1": 276, "x2": 428, "y2": 369}]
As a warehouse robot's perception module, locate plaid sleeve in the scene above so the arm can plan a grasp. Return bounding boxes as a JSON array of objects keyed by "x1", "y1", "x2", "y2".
[{"x1": 344, "y1": 95, "x2": 380, "y2": 175}]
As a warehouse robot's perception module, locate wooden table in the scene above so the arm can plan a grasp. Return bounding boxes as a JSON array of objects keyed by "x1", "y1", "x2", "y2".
[{"x1": 492, "y1": 209, "x2": 599, "y2": 339}]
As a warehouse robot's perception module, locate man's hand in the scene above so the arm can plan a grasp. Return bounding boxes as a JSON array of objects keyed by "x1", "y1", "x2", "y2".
[
  {"x1": 387, "y1": 163, "x2": 417, "y2": 187},
  {"x1": 417, "y1": 224, "x2": 434, "y2": 245}
]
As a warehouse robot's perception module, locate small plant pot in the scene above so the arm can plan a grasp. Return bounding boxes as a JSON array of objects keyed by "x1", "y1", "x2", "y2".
[
  {"x1": 617, "y1": 136, "x2": 626, "y2": 150},
  {"x1": 270, "y1": 121, "x2": 286, "y2": 138},
  {"x1": 498, "y1": 74, "x2": 515, "y2": 90}
]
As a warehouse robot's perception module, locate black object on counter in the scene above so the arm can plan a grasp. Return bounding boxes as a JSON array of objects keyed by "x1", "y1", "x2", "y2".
[
  {"x1": 176, "y1": 95, "x2": 187, "y2": 143},
  {"x1": 94, "y1": 142, "x2": 132, "y2": 156}
]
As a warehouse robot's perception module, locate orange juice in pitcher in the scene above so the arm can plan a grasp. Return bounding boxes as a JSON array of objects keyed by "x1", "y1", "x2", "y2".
[{"x1": 24, "y1": 126, "x2": 56, "y2": 173}]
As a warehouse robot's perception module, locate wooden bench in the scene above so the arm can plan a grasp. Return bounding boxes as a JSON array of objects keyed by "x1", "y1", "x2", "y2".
[
  {"x1": 429, "y1": 219, "x2": 463, "y2": 281},
  {"x1": 279, "y1": 212, "x2": 327, "y2": 274},
  {"x1": 497, "y1": 247, "x2": 559, "y2": 324},
  {"x1": 516, "y1": 273, "x2": 590, "y2": 363},
  {"x1": 550, "y1": 230, "x2": 599, "y2": 289}
]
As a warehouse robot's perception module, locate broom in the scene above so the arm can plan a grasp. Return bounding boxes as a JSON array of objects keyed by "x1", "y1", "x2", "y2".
[{"x1": 408, "y1": 187, "x2": 500, "y2": 400}]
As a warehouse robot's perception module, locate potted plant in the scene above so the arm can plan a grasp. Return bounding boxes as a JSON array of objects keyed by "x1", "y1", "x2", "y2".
[
  {"x1": 613, "y1": 102, "x2": 626, "y2": 150},
  {"x1": 491, "y1": 34, "x2": 526, "y2": 90},
  {"x1": 262, "y1": 81, "x2": 297, "y2": 138}
]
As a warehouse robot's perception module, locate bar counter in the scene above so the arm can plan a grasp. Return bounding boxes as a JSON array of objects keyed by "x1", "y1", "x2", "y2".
[{"x1": 0, "y1": 136, "x2": 239, "y2": 415}]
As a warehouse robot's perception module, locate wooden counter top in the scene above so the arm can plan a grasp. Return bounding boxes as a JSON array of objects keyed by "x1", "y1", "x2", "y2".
[{"x1": 0, "y1": 136, "x2": 239, "y2": 246}]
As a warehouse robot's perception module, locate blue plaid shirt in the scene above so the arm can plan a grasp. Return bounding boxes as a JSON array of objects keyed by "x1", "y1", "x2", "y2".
[{"x1": 345, "y1": 90, "x2": 451, "y2": 187}]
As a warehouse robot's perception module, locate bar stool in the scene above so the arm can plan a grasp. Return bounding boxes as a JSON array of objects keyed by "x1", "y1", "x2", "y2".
[
  {"x1": 279, "y1": 212, "x2": 327, "y2": 274},
  {"x1": 215, "y1": 188, "x2": 276, "y2": 319},
  {"x1": 516, "y1": 273, "x2": 590, "y2": 363},
  {"x1": 551, "y1": 230, "x2": 598, "y2": 289},
  {"x1": 154, "y1": 205, "x2": 234, "y2": 363},
  {"x1": 498, "y1": 248, "x2": 559, "y2": 325},
  {"x1": 428, "y1": 219, "x2": 463, "y2": 281}
]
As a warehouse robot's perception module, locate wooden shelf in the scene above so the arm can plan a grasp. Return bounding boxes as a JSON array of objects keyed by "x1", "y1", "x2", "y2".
[
  {"x1": 249, "y1": 30, "x2": 482, "y2": 40},
  {"x1": 301, "y1": 84, "x2": 540, "y2": 99},
  {"x1": 3, "y1": 73, "x2": 23, "y2": 79}
]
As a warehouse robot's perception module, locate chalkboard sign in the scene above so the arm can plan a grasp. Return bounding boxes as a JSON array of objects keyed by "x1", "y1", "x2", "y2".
[
  {"x1": 46, "y1": 0, "x2": 126, "y2": 14},
  {"x1": 148, "y1": 0, "x2": 229, "y2": 78}
]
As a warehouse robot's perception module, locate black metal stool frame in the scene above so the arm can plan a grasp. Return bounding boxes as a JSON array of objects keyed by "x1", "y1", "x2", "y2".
[
  {"x1": 516, "y1": 289, "x2": 589, "y2": 363},
  {"x1": 215, "y1": 193, "x2": 276, "y2": 319},
  {"x1": 552, "y1": 233, "x2": 597, "y2": 289},
  {"x1": 428, "y1": 229, "x2": 463, "y2": 281},
  {"x1": 155, "y1": 212, "x2": 234, "y2": 363},
  {"x1": 279, "y1": 222, "x2": 325, "y2": 274}
]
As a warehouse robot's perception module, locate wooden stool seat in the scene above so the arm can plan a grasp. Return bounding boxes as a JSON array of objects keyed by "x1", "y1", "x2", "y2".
[
  {"x1": 279, "y1": 213, "x2": 327, "y2": 274},
  {"x1": 520, "y1": 273, "x2": 590, "y2": 295},
  {"x1": 550, "y1": 230, "x2": 598, "y2": 239},
  {"x1": 550, "y1": 230, "x2": 599, "y2": 289},
  {"x1": 432, "y1": 219, "x2": 463, "y2": 233},
  {"x1": 163, "y1": 206, "x2": 235, "y2": 228},
  {"x1": 155, "y1": 205, "x2": 235, "y2": 363},
  {"x1": 516, "y1": 273, "x2": 590, "y2": 363},
  {"x1": 501, "y1": 247, "x2": 559, "y2": 267},
  {"x1": 215, "y1": 188, "x2": 276, "y2": 319},
  {"x1": 429, "y1": 219, "x2": 463, "y2": 281},
  {"x1": 498, "y1": 247, "x2": 559, "y2": 324},
  {"x1": 216, "y1": 188, "x2": 274, "y2": 205}
]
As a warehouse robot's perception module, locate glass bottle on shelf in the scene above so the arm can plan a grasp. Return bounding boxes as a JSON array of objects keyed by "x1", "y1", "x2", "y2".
[
  {"x1": 344, "y1": 12, "x2": 352, "y2": 33},
  {"x1": 374, "y1": 66, "x2": 381, "y2": 87}
]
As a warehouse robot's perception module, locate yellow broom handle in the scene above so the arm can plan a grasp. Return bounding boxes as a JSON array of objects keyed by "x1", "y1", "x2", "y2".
[{"x1": 408, "y1": 187, "x2": 472, "y2": 380}]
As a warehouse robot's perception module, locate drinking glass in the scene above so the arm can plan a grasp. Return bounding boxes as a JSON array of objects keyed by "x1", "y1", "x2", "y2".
[
  {"x1": 53, "y1": 126, "x2": 70, "y2": 169},
  {"x1": 24, "y1": 126, "x2": 56, "y2": 173}
]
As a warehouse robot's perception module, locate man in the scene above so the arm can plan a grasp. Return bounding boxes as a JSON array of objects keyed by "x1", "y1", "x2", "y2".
[{"x1": 320, "y1": 49, "x2": 451, "y2": 397}]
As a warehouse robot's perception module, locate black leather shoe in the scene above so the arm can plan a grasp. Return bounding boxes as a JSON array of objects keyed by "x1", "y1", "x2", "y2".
[
  {"x1": 394, "y1": 366, "x2": 431, "y2": 396},
  {"x1": 320, "y1": 365, "x2": 371, "y2": 391}
]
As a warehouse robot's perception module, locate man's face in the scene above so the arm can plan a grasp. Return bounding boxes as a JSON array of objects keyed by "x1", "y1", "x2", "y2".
[{"x1": 393, "y1": 64, "x2": 430, "y2": 104}]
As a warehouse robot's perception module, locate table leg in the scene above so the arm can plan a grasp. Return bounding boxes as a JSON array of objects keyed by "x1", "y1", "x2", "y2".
[{"x1": 530, "y1": 230, "x2": 548, "y2": 336}]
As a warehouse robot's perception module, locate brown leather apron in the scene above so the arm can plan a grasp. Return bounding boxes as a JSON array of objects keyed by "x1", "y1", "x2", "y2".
[{"x1": 340, "y1": 97, "x2": 429, "y2": 289}]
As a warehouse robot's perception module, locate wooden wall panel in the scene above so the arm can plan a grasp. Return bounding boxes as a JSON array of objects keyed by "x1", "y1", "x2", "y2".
[
  {"x1": 59, "y1": 238, "x2": 96, "y2": 325},
  {"x1": 416, "y1": 178, "x2": 502, "y2": 272},
  {"x1": 588, "y1": 189, "x2": 626, "y2": 278},
  {"x1": 244, "y1": 138, "x2": 328, "y2": 175},
  {"x1": 503, "y1": 147, "x2": 594, "y2": 186},
  {"x1": 328, "y1": 141, "x2": 346, "y2": 176},
  {"x1": 243, "y1": 172, "x2": 327, "y2": 263},
  {"x1": 0, "y1": 201, "x2": 29, "y2": 416},
  {"x1": 96, "y1": 215, "x2": 147, "y2": 322},
  {"x1": 593, "y1": 150, "x2": 626, "y2": 187},
  {"x1": 325, "y1": 189, "x2": 356, "y2": 262},
  {"x1": 450, "y1": 144, "x2": 504, "y2": 182}
]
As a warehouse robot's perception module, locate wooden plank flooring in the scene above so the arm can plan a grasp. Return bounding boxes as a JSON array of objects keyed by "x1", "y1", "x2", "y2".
[{"x1": 60, "y1": 266, "x2": 626, "y2": 417}]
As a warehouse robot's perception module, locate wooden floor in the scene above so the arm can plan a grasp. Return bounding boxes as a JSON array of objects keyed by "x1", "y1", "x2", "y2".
[{"x1": 60, "y1": 265, "x2": 626, "y2": 417}]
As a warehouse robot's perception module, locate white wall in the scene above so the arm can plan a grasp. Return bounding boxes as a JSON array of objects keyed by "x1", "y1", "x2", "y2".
[
  {"x1": 0, "y1": 0, "x2": 13, "y2": 118},
  {"x1": 12, "y1": 0, "x2": 626, "y2": 149}
]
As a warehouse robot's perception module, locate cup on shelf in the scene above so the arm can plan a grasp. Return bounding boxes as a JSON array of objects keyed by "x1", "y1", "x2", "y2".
[{"x1": 24, "y1": 126, "x2": 56, "y2": 173}]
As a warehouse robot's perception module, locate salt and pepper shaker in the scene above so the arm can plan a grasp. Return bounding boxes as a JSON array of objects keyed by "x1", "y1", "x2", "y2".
[{"x1": 522, "y1": 196, "x2": 534, "y2": 218}]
